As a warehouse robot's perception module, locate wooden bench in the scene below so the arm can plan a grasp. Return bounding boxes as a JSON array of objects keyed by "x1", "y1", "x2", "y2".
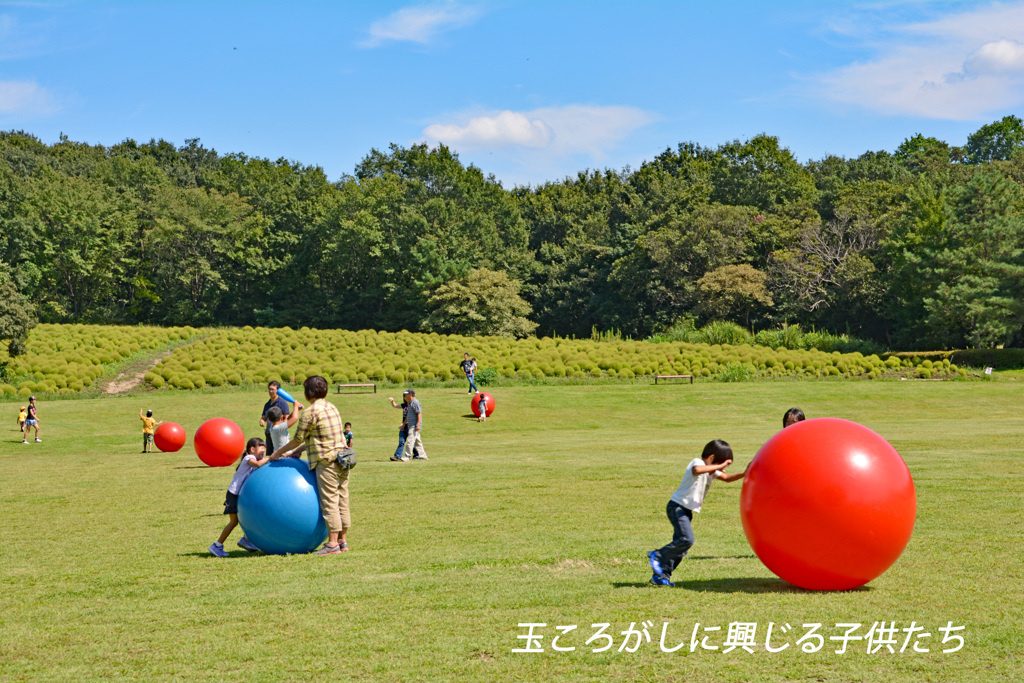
[
  {"x1": 655, "y1": 374, "x2": 694, "y2": 385},
  {"x1": 336, "y1": 382, "x2": 377, "y2": 394}
]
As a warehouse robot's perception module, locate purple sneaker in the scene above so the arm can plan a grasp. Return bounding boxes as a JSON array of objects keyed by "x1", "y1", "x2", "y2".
[
  {"x1": 209, "y1": 542, "x2": 229, "y2": 558},
  {"x1": 237, "y1": 537, "x2": 259, "y2": 552}
]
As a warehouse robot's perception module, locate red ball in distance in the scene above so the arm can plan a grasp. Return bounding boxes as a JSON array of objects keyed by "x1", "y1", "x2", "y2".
[
  {"x1": 471, "y1": 392, "x2": 495, "y2": 418},
  {"x1": 194, "y1": 418, "x2": 246, "y2": 467},
  {"x1": 153, "y1": 422, "x2": 186, "y2": 452},
  {"x1": 740, "y1": 418, "x2": 916, "y2": 591}
]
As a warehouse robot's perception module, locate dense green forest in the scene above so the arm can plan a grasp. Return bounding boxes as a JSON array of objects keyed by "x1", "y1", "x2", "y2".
[{"x1": 3, "y1": 117, "x2": 1024, "y2": 351}]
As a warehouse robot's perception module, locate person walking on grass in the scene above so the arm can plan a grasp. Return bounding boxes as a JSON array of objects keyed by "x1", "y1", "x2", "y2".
[
  {"x1": 22, "y1": 396, "x2": 40, "y2": 444},
  {"x1": 209, "y1": 437, "x2": 269, "y2": 557},
  {"x1": 460, "y1": 352, "x2": 479, "y2": 394},
  {"x1": 140, "y1": 409, "x2": 163, "y2": 453},
  {"x1": 398, "y1": 388, "x2": 427, "y2": 461},
  {"x1": 388, "y1": 392, "x2": 411, "y2": 461},
  {"x1": 269, "y1": 376, "x2": 352, "y2": 555},
  {"x1": 647, "y1": 439, "x2": 744, "y2": 586}
]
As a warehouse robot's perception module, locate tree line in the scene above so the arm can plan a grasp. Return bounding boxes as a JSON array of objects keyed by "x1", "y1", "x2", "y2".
[{"x1": 3, "y1": 116, "x2": 1024, "y2": 352}]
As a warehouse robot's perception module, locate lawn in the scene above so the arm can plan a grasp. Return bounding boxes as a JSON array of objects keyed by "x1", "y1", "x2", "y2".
[{"x1": 0, "y1": 382, "x2": 1021, "y2": 681}]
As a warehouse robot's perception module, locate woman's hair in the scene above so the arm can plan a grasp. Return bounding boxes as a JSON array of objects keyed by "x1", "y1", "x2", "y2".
[
  {"x1": 267, "y1": 406, "x2": 283, "y2": 423},
  {"x1": 246, "y1": 437, "x2": 265, "y2": 453},
  {"x1": 783, "y1": 408, "x2": 806, "y2": 427},
  {"x1": 701, "y1": 439, "x2": 733, "y2": 464},
  {"x1": 304, "y1": 375, "x2": 329, "y2": 400}
]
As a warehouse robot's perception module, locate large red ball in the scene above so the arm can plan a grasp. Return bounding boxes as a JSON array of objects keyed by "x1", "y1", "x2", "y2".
[
  {"x1": 194, "y1": 418, "x2": 246, "y2": 467},
  {"x1": 740, "y1": 418, "x2": 916, "y2": 590},
  {"x1": 471, "y1": 392, "x2": 495, "y2": 417},
  {"x1": 153, "y1": 422, "x2": 186, "y2": 452}
]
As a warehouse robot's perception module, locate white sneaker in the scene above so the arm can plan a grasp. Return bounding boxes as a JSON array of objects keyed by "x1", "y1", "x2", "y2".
[
  {"x1": 22, "y1": 440, "x2": 28, "y2": 444},
  {"x1": 413, "y1": 454, "x2": 428, "y2": 460},
  {"x1": 34, "y1": 438, "x2": 41, "y2": 443},
  {"x1": 400, "y1": 456, "x2": 410, "y2": 461}
]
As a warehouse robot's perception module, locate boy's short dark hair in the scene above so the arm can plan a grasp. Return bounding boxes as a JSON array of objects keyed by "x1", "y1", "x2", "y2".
[
  {"x1": 783, "y1": 408, "x2": 806, "y2": 426},
  {"x1": 267, "y1": 406, "x2": 283, "y2": 423},
  {"x1": 344, "y1": 422, "x2": 352, "y2": 429},
  {"x1": 146, "y1": 410, "x2": 153, "y2": 417},
  {"x1": 303, "y1": 375, "x2": 329, "y2": 400},
  {"x1": 268, "y1": 380, "x2": 281, "y2": 390},
  {"x1": 701, "y1": 439, "x2": 733, "y2": 464},
  {"x1": 246, "y1": 437, "x2": 265, "y2": 453}
]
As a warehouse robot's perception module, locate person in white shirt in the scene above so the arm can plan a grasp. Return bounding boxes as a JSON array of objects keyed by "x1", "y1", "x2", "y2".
[
  {"x1": 647, "y1": 439, "x2": 744, "y2": 586},
  {"x1": 266, "y1": 402, "x2": 304, "y2": 455},
  {"x1": 209, "y1": 438, "x2": 270, "y2": 557}
]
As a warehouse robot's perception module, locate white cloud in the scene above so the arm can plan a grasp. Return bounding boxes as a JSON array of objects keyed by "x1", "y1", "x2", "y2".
[
  {"x1": 964, "y1": 39, "x2": 1024, "y2": 74},
  {"x1": 422, "y1": 105, "x2": 656, "y2": 158},
  {"x1": 0, "y1": 79, "x2": 55, "y2": 116},
  {"x1": 360, "y1": 2, "x2": 481, "y2": 48},
  {"x1": 815, "y1": 3, "x2": 1024, "y2": 120},
  {"x1": 424, "y1": 111, "x2": 553, "y2": 148}
]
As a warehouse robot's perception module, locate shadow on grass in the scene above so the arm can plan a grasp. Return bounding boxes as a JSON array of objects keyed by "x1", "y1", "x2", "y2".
[
  {"x1": 178, "y1": 551, "x2": 263, "y2": 559},
  {"x1": 462, "y1": 414, "x2": 480, "y2": 419},
  {"x1": 687, "y1": 554, "x2": 757, "y2": 561},
  {"x1": 174, "y1": 465, "x2": 208, "y2": 469},
  {"x1": 613, "y1": 577, "x2": 872, "y2": 594}
]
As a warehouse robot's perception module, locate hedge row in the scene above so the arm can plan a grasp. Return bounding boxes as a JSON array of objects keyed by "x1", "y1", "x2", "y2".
[
  {"x1": 144, "y1": 326, "x2": 964, "y2": 390},
  {"x1": 0, "y1": 324, "x2": 200, "y2": 397}
]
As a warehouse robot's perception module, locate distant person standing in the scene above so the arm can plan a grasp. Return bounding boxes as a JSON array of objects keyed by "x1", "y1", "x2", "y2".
[
  {"x1": 388, "y1": 391, "x2": 412, "y2": 461},
  {"x1": 22, "y1": 396, "x2": 40, "y2": 444},
  {"x1": 400, "y1": 389, "x2": 427, "y2": 461},
  {"x1": 259, "y1": 381, "x2": 290, "y2": 450},
  {"x1": 460, "y1": 352, "x2": 479, "y2": 394}
]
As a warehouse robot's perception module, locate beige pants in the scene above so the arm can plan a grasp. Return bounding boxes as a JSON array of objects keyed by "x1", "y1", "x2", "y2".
[
  {"x1": 403, "y1": 427, "x2": 426, "y2": 459},
  {"x1": 316, "y1": 460, "x2": 350, "y2": 533}
]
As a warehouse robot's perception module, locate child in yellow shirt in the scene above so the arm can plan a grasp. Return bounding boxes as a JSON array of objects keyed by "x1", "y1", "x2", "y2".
[{"x1": 139, "y1": 409, "x2": 163, "y2": 453}]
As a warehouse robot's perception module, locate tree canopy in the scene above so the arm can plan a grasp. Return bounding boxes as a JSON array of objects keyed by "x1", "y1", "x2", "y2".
[{"x1": 3, "y1": 117, "x2": 1024, "y2": 349}]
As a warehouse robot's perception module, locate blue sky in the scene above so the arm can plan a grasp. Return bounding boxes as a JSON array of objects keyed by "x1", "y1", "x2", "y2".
[{"x1": 3, "y1": 1, "x2": 1024, "y2": 186}]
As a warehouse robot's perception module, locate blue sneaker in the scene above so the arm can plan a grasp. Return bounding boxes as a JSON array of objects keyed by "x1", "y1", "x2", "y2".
[
  {"x1": 209, "y1": 542, "x2": 229, "y2": 558},
  {"x1": 648, "y1": 550, "x2": 664, "y2": 577},
  {"x1": 650, "y1": 573, "x2": 674, "y2": 587},
  {"x1": 237, "y1": 536, "x2": 259, "y2": 552}
]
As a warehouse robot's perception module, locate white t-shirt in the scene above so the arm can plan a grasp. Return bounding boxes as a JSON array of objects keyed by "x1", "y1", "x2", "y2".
[
  {"x1": 228, "y1": 455, "x2": 259, "y2": 495},
  {"x1": 669, "y1": 458, "x2": 722, "y2": 513},
  {"x1": 269, "y1": 422, "x2": 291, "y2": 453}
]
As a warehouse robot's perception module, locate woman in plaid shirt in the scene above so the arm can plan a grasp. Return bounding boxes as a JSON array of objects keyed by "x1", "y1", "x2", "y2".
[{"x1": 269, "y1": 375, "x2": 351, "y2": 554}]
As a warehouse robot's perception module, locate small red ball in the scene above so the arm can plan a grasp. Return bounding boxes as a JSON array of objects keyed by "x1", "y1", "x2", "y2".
[
  {"x1": 740, "y1": 418, "x2": 916, "y2": 590},
  {"x1": 471, "y1": 392, "x2": 495, "y2": 417},
  {"x1": 194, "y1": 418, "x2": 246, "y2": 467},
  {"x1": 153, "y1": 422, "x2": 186, "y2": 452}
]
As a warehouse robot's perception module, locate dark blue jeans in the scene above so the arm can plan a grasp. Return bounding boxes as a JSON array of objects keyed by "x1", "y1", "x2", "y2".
[
  {"x1": 466, "y1": 373, "x2": 478, "y2": 392},
  {"x1": 652, "y1": 500, "x2": 695, "y2": 578},
  {"x1": 393, "y1": 428, "x2": 407, "y2": 459}
]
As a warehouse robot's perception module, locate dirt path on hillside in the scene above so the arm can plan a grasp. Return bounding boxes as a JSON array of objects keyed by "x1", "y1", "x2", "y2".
[{"x1": 101, "y1": 349, "x2": 177, "y2": 395}]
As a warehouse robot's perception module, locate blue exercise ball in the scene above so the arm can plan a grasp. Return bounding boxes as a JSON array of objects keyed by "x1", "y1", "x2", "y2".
[{"x1": 237, "y1": 458, "x2": 327, "y2": 554}]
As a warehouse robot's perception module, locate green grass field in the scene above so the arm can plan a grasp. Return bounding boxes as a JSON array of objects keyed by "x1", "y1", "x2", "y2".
[{"x1": 1, "y1": 382, "x2": 1021, "y2": 681}]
